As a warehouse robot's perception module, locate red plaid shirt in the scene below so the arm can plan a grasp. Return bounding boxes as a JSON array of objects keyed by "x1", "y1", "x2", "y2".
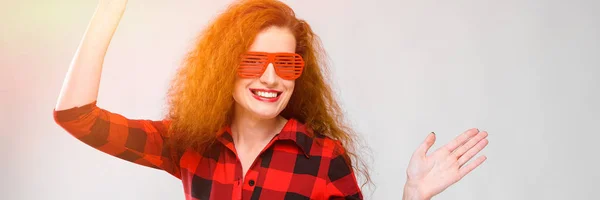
[{"x1": 53, "y1": 101, "x2": 362, "y2": 200}]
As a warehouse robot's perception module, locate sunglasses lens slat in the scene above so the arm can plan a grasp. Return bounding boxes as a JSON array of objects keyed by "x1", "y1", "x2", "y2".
[
  {"x1": 274, "y1": 54, "x2": 303, "y2": 79},
  {"x1": 239, "y1": 53, "x2": 269, "y2": 78}
]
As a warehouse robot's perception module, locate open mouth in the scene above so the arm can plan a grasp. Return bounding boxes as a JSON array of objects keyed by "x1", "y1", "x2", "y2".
[{"x1": 249, "y1": 88, "x2": 282, "y2": 102}]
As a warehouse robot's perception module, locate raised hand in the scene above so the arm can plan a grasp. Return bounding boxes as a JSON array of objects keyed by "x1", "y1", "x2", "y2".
[{"x1": 403, "y1": 129, "x2": 489, "y2": 200}]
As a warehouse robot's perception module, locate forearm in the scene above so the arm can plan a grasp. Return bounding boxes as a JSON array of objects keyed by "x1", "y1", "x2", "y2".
[{"x1": 55, "y1": 0, "x2": 128, "y2": 110}]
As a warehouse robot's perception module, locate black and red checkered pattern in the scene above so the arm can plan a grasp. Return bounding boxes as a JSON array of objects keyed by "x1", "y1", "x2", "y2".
[{"x1": 53, "y1": 101, "x2": 362, "y2": 200}]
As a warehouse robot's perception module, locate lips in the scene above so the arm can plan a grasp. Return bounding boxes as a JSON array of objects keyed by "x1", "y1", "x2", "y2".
[{"x1": 249, "y1": 88, "x2": 282, "y2": 103}]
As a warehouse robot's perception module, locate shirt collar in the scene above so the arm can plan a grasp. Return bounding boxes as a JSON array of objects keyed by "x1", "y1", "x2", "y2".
[{"x1": 216, "y1": 118, "x2": 314, "y2": 158}]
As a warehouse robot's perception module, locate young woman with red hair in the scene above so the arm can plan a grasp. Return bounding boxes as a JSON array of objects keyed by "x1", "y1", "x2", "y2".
[{"x1": 53, "y1": 0, "x2": 489, "y2": 199}]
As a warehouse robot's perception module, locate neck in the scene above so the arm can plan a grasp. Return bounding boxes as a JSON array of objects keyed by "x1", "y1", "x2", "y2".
[{"x1": 230, "y1": 106, "x2": 287, "y2": 151}]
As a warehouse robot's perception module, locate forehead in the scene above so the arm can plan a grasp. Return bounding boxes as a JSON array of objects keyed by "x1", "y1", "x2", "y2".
[{"x1": 248, "y1": 26, "x2": 296, "y2": 53}]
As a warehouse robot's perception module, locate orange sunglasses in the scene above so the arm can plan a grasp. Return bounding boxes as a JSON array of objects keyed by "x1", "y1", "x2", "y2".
[{"x1": 237, "y1": 52, "x2": 305, "y2": 80}]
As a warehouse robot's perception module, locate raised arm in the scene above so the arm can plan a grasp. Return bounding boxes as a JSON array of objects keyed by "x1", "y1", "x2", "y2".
[
  {"x1": 55, "y1": 0, "x2": 128, "y2": 110},
  {"x1": 53, "y1": 0, "x2": 180, "y2": 178}
]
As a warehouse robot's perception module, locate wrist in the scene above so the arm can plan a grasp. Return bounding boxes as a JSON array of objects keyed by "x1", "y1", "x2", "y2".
[{"x1": 403, "y1": 180, "x2": 431, "y2": 200}]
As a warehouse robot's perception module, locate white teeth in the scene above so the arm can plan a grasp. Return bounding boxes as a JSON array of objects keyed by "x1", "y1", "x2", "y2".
[{"x1": 255, "y1": 91, "x2": 278, "y2": 98}]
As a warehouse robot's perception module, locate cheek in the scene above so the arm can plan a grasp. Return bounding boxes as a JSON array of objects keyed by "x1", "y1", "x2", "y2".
[
  {"x1": 232, "y1": 79, "x2": 248, "y2": 100},
  {"x1": 284, "y1": 80, "x2": 295, "y2": 94}
]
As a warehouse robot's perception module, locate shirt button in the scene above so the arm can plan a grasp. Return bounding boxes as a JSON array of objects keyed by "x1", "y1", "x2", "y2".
[{"x1": 248, "y1": 180, "x2": 255, "y2": 186}]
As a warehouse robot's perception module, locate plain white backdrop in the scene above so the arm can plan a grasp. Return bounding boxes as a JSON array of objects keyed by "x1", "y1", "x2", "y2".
[{"x1": 2, "y1": 0, "x2": 599, "y2": 199}]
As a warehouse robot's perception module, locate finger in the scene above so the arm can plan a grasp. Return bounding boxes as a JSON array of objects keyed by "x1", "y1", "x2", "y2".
[
  {"x1": 452, "y1": 131, "x2": 488, "y2": 158},
  {"x1": 443, "y1": 128, "x2": 479, "y2": 152},
  {"x1": 459, "y1": 155, "x2": 487, "y2": 179},
  {"x1": 415, "y1": 132, "x2": 436, "y2": 157},
  {"x1": 458, "y1": 138, "x2": 489, "y2": 167}
]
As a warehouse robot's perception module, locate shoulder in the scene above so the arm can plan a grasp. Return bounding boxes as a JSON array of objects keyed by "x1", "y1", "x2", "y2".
[
  {"x1": 286, "y1": 118, "x2": 348, "y2": 158},
  {"x1": 292, "y1": 122, "x2": 347, "y2": 159},
  {"x1": 310, "y1": 134, "x2": 346, "y2": 157}
]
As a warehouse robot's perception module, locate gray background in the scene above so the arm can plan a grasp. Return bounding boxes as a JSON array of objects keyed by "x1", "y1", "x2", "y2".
[{"x1": 2, "y1": 0, "x2": 599, "y2": 199}]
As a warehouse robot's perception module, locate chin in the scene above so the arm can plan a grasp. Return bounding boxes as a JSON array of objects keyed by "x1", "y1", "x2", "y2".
[{"x1": 249, "y1": 107, "x2": 282, "y2": 119}]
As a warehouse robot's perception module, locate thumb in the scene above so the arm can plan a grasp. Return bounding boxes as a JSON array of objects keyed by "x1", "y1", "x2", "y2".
[{"x1": 415, "y1": 132, "x2": 436, "y2": 157}]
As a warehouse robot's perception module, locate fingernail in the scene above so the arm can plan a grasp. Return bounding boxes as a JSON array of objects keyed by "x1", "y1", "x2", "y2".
[{"x1": 431, "y1": 132, "x2": 435, "y2": 135}]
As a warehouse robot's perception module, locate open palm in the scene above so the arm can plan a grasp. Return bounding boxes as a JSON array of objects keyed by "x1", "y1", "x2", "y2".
[{"x1": 405, "y1": 128, "x2": 489, "y2": 199}]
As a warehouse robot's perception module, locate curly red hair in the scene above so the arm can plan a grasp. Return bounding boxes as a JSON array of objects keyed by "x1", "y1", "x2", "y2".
[{"x1": 165, "y1": 0, "x2": 371, "y2": 188}]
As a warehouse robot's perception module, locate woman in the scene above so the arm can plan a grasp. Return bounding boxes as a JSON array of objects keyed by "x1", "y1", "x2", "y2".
[{"x1": 53, "y1": 0, "x2": 489, "y2": 199}]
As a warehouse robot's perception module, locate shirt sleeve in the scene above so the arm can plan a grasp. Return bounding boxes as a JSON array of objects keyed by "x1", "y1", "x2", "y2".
[
  {"x1": 53, "y1": 101, "x2": 181, "y2": 179},
  {"x1": 325, "y1": 142, "x2": 363, "y2": 200}
]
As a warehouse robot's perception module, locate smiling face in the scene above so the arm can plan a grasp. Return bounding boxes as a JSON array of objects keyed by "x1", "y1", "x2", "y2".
[{"x1": 232, "y1": 26, "x2": 297, "y2": 120}]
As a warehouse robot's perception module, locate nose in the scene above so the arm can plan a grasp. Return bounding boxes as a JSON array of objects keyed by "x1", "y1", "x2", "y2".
[{"x1": 259, "y1": 63, "x2": 278, "y2": 86}]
